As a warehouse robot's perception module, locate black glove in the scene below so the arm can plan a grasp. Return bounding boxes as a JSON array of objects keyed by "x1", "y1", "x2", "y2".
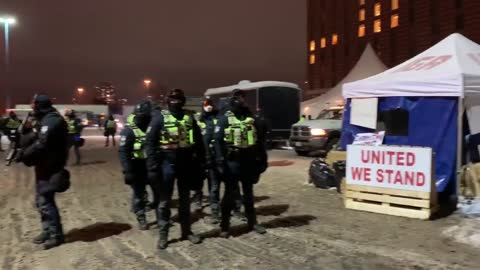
[{"x1": 124, "y1": 173, "x2": 136, "y2": 185}]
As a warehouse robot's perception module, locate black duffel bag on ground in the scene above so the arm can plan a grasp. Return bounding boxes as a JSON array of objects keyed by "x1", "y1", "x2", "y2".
[
  {"x1": 332, "y1": 160, "x2": 346, "y2": 193},
  {"x1": 309, "y1": 158, "x2": 336, "y2": 189}
]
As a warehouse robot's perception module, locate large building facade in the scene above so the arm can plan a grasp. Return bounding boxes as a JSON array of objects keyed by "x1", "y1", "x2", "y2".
[{"x1": 306, "y1": 0, "x2": 480, "y2": 98}]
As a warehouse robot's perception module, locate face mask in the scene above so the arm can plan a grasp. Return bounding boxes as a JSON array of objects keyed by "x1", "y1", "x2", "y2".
[
  {"x1": 203, "y1": 105, "x2": 213, "y2": 112},
  {"x1": 168, "y1": 100, "x2": 183, "y2": 112}
]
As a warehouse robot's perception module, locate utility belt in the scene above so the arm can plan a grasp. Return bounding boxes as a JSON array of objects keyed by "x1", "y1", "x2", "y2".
[
  {"x1": 226, "y1": 146, "x2": 258, "y2": 160},
  {"x1": 161, "y1": 148, "x2": 195, "y2": 163}
]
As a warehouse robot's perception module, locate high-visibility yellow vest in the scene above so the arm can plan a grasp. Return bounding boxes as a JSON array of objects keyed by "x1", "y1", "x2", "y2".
[
  {"x1": 159, "y1": 110, "x2": 194, "y2": 148},
  {"x1": 126, "y1": 114, "x2": 135, "y2": 127},
  {"x1": 67, "y1": 119, "x2": 76, "y2": 134},
  {"x1": 106, "y1": 120, "x2": 116, "y2": 129},
  {"x1": 132, "y1": 126, "x2": 146, "y2": 159},
  {"x1": 5, "y1": 118, "x2": 21, "y2": 130},
  {"x1": 224, "y1": 111, "x2": 256, "y2": 148}
]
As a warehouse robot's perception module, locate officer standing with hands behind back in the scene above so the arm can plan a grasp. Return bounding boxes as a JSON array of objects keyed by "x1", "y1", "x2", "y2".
[
  {"x1": 214, "y1": 89, "x2": 269, "y2": 238},
  {"x1": 146, "y1": 89, "x2": 205, "y2": 250}
]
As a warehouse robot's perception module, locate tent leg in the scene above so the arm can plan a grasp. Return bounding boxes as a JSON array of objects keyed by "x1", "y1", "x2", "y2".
[{"x1": 457, "y1": 97, "x2": 464, "y2": 199}]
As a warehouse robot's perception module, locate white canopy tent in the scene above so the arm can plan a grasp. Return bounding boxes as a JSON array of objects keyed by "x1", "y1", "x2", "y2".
[
  {"x1": 301, "y1": 44, "x2": 387, "y2": 118},
  {"x1": 342, "y1": 33, "x2": 480, "y2": 194},
  {"x1": 343, "y1": 33, "x2": 480, "y2": 99}
]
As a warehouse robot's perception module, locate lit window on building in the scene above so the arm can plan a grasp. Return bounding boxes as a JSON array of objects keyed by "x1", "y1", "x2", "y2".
[
  {"x1": 359, "y1": 8, "x2": 366, "y2": 21},
  {"x1": 310, "y1": 40, "x2": 316, "y2": 51},
  {"x1": 374, "y1": 2, "x2": 382, "y2": 16},
  {"x1": 374, "y1": 19, "x2": 382, "y2": 33},
  {"x1": 321, "y1": 37, "x2": 327, "y2": 48},
  {"x1": 391, "y1": 0, "x2": 399, "y2": 10},
  {"x1": 332, "y1": 34, "x2": 338, "y2": 45},
  {"x1": 391, "y1": 14, "x2": 399, "y2": 28},
  {"x1": 309, "y1": 54, "x2": 316, "y2": 64},
  {"x1": 359, "y1": 0, "x2": 365, "y2": 6},
  {"x1": 358, "y1": 24, "x2": 366, "y2": 37}
]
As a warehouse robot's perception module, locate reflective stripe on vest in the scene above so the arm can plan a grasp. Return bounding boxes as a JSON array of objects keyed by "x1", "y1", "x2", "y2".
[
  {"x1": 67, "y1": 119, "x2": 76, "y2": 134},
  {"x1": 5, "y1": 118, "x2": 21, "y2": 130},
  {"x1": 159, "y1": 110, "x2": 194, "y2": 148},
  {"x1": 224, "y1": 111, "x2": 256, "y2": 148},
  {"x1": 132, "y1": 126, "x2": 146, "y2": 159}
]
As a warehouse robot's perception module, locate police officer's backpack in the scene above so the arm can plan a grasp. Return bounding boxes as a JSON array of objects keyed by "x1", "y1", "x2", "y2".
[
  {"x1": 309, "y1": 158, "x2": 336, "y2": 189},
  {"x1": 50, "y1": 169, "x2": 71, "y2": 193}
]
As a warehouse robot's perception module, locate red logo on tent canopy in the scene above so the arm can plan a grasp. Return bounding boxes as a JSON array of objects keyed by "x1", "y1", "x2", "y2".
[{"x1": 395, "y1": 55, "x2": 452, "y2": 72}]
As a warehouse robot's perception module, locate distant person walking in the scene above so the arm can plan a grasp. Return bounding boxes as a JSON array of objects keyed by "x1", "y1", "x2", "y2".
[{"x1": 104, "y1": 115, "x2": 117, "y2": 147}]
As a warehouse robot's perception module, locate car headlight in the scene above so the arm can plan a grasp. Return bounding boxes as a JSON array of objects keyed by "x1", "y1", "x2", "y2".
[
  {"x1": 311, "y1": 128, "x2": 327, "y2": 136},
  {"x1": 117, "y1": 123, "x2": 124, "y2": 129}
]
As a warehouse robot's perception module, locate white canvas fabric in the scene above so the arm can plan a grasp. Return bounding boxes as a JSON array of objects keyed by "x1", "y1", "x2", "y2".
[
  {"x1": 301, "y1": 44, "x2": 387, "y2": 117},
  {"x1": 343, "y1": 33, "x2": 480, "y2": 99}
]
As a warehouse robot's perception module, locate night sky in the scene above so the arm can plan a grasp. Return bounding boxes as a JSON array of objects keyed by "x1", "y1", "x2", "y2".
[{"x1": 0, "y1": 0, "x2": 306, "y2": 109}]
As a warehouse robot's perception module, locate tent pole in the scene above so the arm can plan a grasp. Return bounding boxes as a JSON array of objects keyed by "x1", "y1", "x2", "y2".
[{"x1": 457, "y1": 96, "x2": 463, "y2": 198}]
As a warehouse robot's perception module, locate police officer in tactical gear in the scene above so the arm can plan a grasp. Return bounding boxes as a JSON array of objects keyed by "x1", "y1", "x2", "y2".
[
  {"x1": 16, "y1": 94, "x2": 69, "y2": 250},
  {"x1": 146, "y1": 89, "x2": 205, "y2": 249},
  {"x1": 214, "y1": 89, "x2": 269, "y2": 238},
  {"x1": 119, "y1": 100, "x2": 160, "y2": 230},
  {"x1": 104, "y1": 115, "x2": 117, "y2": 147},
  {"x1": 3, "y1": 111, "x2": 22, "y2": 151},
  {"x1": 65, "y1": 109, "x2": 83, "y2": 165},
  {"x1": 191, "y1": 98, "x2": 222, "y2": 222}
]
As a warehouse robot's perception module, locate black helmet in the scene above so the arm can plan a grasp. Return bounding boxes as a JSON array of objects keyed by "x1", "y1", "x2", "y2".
[
  {"x1": 232, "y1": 89, "x2": 246, "y2": 98},
  {"x1": 134, "y1": 100, "x2": 153, "y2": 116},
  {"x1": 168, "y1": 89, "x2": 186, "y2": 104},
  {"x1": 32, "y1": 94, "x2": 53, "y2": 118}
]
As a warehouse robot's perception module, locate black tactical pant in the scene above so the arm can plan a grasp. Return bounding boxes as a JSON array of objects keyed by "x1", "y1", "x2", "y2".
[
  {"x1": 158, "y1": 158, "x2": 194, "y2": 237},
  {"x1": 130, "y1": 168, "x2": 160, "y2": 221},
  {"x1": 35, "y1": 180, "x2": 63, "y2": 240},
  {"x1": 67, "y1": 135, "x2": 81, "y2": 165},
  {"x1": 220, "y1": 159, "x2": 258, "y2": 231}
]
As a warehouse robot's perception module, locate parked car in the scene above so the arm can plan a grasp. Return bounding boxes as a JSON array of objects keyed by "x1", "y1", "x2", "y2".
[{"x1": 290, "y1": 106, "x2": 343, "y2": 156}]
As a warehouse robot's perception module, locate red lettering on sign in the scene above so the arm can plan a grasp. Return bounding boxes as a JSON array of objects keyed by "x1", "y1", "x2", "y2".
[
  {"x1": 397, "y1": 152, "x2": 405, "y2": 166},
  {"x1": 361, "y1": 150, "x2": 369, "y2": 163},
  {"x1": 393, "y1": 171, "x2": 403, "y2": 184},
  {"x1": 405, "y1": 171, "x2": 415, "y2": 186},
  {"x1": 406, "y1": 152, "x2": 415, "y2": 166},
  {"x1": 372, "y1": 150, "x2": 381, "y2": 164},
  {"x1": 364, "y1": 168, "x2": 371, "y2": 181},
  {"x1": 417, "y1": 172, "x2": 425, "y2": 187},
  {"x1": 376, "y1": 169, "x2": 384, "y2": 183},
  {"x1": 351, "y1": 167, "x2": 363, "y2": 180},
  {"x1": 386, "y1": 151, "x2": 395, "y2": 165},
  {"x1": 385, "y1": 169, "x2": 394, "y2": 183}
]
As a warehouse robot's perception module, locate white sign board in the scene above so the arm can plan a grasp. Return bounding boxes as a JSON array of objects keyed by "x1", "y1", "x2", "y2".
[
  {"x1": 350, "y1": 98, "x2": 378, "y2": 129},
  {"x1": 353, "y1": 131, "x2": 385, "y2": 146},
  {"x1": 347, "y1": 145, "x2": 432, "y2": 192}
]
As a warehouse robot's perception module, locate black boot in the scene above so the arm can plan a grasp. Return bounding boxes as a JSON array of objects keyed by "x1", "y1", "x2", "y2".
[
  {"x1": 33, "y1": 231, "x2": 50, "y2": 244},
  {"x1": 233, "y1": 210, "x2": 247, "y2": 221},
  {"x1": 210, "y1": 210, "x2": 220, "y2": 224},
  {"x1": 138, "y1": 217, "x2": 148, "y2": 231},
  {"x1": 181, "y1": 233, "x2": 202, "y2": 244},
  {"x1": 192, "y1": 192, "x2": 203, "y2": 212},
  {"x1": 251, "y1": 224, "x2": 267, "y2": 234},
  {"x1": 43, "y1": 236, "x2": 65, "y2": 250},
  {"x1": 157, "y1": 234, "x2": 168, "y2": 250}
]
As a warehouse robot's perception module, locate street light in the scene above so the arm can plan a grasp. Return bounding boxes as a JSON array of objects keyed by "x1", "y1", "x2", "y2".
[
  {"x1": 77, "y1": 87, "x2": 85, "y2": 94},
  {"x1": 1, "y1": 16, "x2": 16, "y2": 109},
  {"x1": 144, "y1": 79, "x2": 152, "y2": 99}
]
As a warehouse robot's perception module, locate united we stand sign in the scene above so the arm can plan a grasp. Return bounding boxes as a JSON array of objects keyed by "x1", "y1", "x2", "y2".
[{"x1": 344, "y1": 145, "x2": 438, "y2": 220}]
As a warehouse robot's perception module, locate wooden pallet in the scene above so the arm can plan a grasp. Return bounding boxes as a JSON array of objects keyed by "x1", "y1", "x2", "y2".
[{"x1": 344, "y1": 184, "x2": 438, "y2": 220}]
